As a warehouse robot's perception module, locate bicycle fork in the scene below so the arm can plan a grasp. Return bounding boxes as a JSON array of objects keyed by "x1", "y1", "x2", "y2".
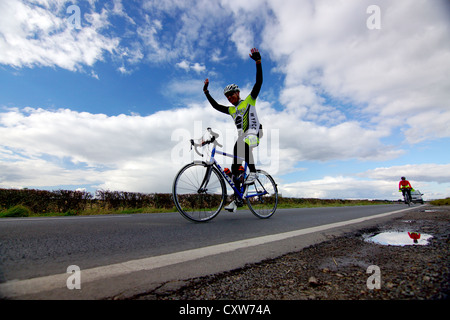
[{"x1": 198, "y1": 165, "x2": 213, "y2": 194}]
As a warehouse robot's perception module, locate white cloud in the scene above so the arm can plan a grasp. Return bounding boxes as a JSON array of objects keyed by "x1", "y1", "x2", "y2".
[
  {"x1": 191, "y1": 63, "x2": 206, "y2": 73},
  {"x1": 257, "y1": 0, "x2": 450, "y2": 143},
  {"x1": 175, "y1": 60, "x2": 205, "y2": 73},
  {"x1": 137, "y1": 0, "x2": 234, "y2": 65},
  {"x1": 260, "y1": 107, "x2": 402, "y2": 162},
  {"x1": 361, "y1": 164, "x2": 450, "y2": 184},
  {"x1": 89, "y1": 70, "x2": 99, "y2": 79},
  {"x1": 0, "y1": 0, "x2": 119, "y2": 71},
  {"x1": 110, "y1": 0, "x2": 136, "y2": 25},
  {"x1": 0, "y1": 105, "x2": 234, "y2": 192},
  {"x1": 0, "y1": 150, "x2": 104, "y2": 189},
  {"x1": 136, "y1": 18, "x2": 176, "y2": 63},
  {"x1": 211, "y1": 49, "x2": 227, "y2": 62},
  {"x1": 175, "y1": 60, "x2": 190, "y2": 71},
  {"x1": 282, "y1": 176, "x2": 394, "y2": 200},
  {"x1": 404, "y1": 110, "x2": 450, "y2": 144}
]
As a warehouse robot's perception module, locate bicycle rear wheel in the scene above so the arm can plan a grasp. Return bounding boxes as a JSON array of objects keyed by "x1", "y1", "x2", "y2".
[
  {"x1": 173, "y1": 162, "x2": 226, "y2": 222},
  {"x1": 246, "y1": 169, "x2": 278, "y2": 219}
]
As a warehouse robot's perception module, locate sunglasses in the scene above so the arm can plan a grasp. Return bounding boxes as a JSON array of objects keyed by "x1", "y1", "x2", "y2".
[{"x1": 225, "y1": 91, "x2": 237, "y2": 98}]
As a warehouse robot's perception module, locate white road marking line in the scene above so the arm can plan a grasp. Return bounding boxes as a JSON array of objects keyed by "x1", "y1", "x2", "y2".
[{"x1": 0, "y1": 206, "x2": 416, "y2": 298}]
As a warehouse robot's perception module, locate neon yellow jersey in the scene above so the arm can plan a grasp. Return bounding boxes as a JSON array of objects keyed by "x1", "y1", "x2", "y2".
[{"x1": 229, "y1": 94, "x2": 260, "y2": 137}]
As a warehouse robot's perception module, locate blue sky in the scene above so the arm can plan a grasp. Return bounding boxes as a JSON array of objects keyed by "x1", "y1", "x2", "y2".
[{"x1": 1, "y1": 0, "x2": 449, "y2": 201}]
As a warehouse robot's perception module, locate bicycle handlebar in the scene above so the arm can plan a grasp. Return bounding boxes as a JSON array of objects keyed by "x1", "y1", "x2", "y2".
[{"x1": 190, "y1": 127, "x2": 223, "y2": 157}]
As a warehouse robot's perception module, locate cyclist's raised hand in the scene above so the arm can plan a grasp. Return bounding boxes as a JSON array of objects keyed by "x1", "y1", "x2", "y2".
[
  {"x1": 249, "y1": 48, "x2": 261, "y2": 61},
  {"x1": 203, "y1": 78, "x2": 209, "y2": 92}
]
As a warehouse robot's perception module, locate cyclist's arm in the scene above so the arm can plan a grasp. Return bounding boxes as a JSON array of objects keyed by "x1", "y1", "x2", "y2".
[
  {"x1": 250, "y1": 61, "x2": 262, "y2": 100},
  {"x1": 203, "y1": 79, "x2": 229, "y2": 115},
  {"x1": 204, "y1": 90, "x2": 229, "y2": 115}
]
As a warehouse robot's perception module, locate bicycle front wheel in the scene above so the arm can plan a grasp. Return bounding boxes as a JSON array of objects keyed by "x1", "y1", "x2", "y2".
[
  {"x1": 246, "y1": 169, "x2": 278, "y2": 219},
  {"x1": 173, "y1": 162, "x2": 226, "y2": 222}
]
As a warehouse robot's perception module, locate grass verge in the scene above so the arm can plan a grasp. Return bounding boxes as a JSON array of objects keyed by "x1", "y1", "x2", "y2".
[
  {"x1": 0, "y1": 199, "x2": 396, "y2": 218},
  {"x1": 429, "y1": 198, "x2": 450, "y2": 206}
]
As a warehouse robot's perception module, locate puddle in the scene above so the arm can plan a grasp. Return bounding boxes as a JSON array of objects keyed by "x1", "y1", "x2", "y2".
[{"x1": 364, "y1": 231, "x2": 432, "y2": 246}]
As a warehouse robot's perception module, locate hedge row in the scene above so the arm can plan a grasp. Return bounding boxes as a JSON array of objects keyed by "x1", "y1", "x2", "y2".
[
  {"x1": 0, "y1": 188, "x2": 174, "y2": 214},
  {"x1": 279, "y1": 198, "x2": 357, "y2": 206},
  {"x1": 1, "y1": 188, "x2": 393, "y2": 216},
  {"x1": 95, "y1": 190, "x2": 173, "y2": 210},
  {"x1": 0, "y1": 188, "x2": 92, "y2": 214}
]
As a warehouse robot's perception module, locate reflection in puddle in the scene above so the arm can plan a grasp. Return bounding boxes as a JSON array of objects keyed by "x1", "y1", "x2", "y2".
[{"x1": 365, "y1": 231, "x2": 432, "y2": 246}]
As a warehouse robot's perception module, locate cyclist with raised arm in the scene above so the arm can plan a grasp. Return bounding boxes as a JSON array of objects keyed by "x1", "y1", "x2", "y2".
[
  {"x1": 203, "y1": 48, "x2": 262, "y2": 212},
  {"x1": 399, "y1": 176, "x2": 413, "y2": 204}
]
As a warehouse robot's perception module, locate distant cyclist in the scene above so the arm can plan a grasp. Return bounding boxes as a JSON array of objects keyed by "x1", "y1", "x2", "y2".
[
  {"x1": 203, "y1": 48, "x2": 263, "y2": 212},
  {"x1": 399, "y1": 177, "x2": 413, "y2": 204}
]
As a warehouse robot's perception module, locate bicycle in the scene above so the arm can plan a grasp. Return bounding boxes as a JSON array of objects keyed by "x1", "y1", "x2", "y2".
[
  {"x1": 400, "y1": 188, "x2": 412, "y2": 206},
  {"x1": 172, "y1": 128, "x2": 278, "y2": 222}
]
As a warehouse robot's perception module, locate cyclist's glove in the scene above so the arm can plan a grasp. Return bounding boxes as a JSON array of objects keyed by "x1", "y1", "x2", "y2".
[{"x1": 249, "y1": 48, "x2": 261, "y2": 62}]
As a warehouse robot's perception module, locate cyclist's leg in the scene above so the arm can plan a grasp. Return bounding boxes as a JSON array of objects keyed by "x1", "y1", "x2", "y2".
[
  {"x1": 407, "y1": 189, "x2": 412, "y2": 203},
  {"x1": 244, "y1": 139, "x2": 256, "y2": 173},
  {"x1": 242, "y1": 141, "x2": 258, "y2": 184},
  {"x1": 231, "y1": 140, "x2": 240, "y2": 178},
  {"x1": 232, "y1": 139, "x2": 256, "y2": 175},
  {"x1": 232, "y1": 139, "x2": 257, "y2": 185},
  {"x1": 230, "y1": 140, "x2": 243, "y2": 186},
  {"x1": 226, "y1": 139, "x2": 249, "y2": 211},
  {"x1": 401, "y1": 189, "x2": 408, "y2": 203}
]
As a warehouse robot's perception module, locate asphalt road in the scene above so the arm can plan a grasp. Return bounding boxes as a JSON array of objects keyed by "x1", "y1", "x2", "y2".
[{"x1": 0, "y1": 204, "x2": 417, "y2": 299}]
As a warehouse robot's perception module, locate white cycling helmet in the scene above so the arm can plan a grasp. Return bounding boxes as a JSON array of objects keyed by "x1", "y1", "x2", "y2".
[{"x1": 223, "y1": 84, "x2": 239, "y2": 95}]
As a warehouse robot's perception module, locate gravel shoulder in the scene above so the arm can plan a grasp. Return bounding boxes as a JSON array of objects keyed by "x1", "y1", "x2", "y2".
[{"x1": 137, "y1": 205, "x2": 449, "y2": 300}]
